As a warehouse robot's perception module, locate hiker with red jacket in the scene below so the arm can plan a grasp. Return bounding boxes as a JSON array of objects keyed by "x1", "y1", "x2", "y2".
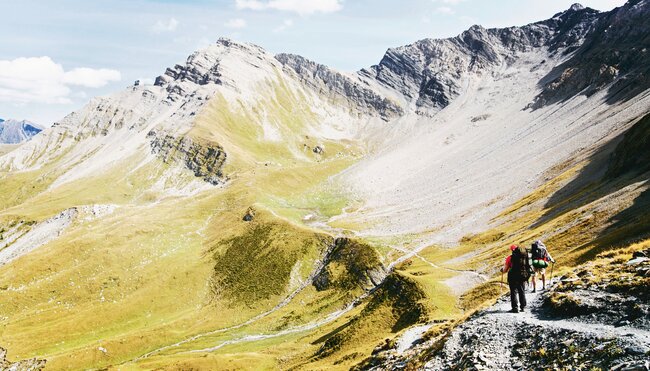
[
  {"x1": 531, "y1": 240, "x2": 555, "y2": 292},
  {"x1": 500, "y1": 244, "x2": 531, "y2": 313}
]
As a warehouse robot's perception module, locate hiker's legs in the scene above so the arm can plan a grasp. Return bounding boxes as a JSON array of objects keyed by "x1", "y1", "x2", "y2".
[
  {"x1": 531, "y1": 274, "x2": 536, "y2": 291},
  {"x1": 517, "y1": 281, "x2": 527, "y2": 309},
  {"x1": 508, "y1": 280, "x2": 519, "y2": 310},
  {"x1": 541, "y1": 273, "x2": 546, "y2": 289}
]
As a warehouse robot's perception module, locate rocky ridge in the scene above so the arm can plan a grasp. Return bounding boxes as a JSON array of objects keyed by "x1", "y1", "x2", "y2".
[
  {"x1": 0, "y1": 119, "x2": 43, "y2": 144},
  {"x1": 359, "y1": 4, "x2": 601, "y2": 114},
  {"x1": 532, "y1": 0, "x2": 650, "y2": 107},
  {"x1": 0, "y1": 347, "x2": 45, "y2": 371},
  {"x1": 275, "y1": 53, "x2": 403, "y2": 121},
  {"x1": 147, "y1": 130, "x2": 227, "y2": 185},
  {"x1": 338, "y1": 0, "x2": 650, "y2": 242}
]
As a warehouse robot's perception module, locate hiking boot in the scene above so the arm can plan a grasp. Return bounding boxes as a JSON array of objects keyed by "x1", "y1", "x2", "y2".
[
  {"x1": 508, "y1": 309, "x2": 519, "y2": 313},
  {"x1": 532, "y1": 289, "x2": 536, "y2": 293},
  {"x1": 520, "y1": 306, "x2": 526, "y2": 312}
]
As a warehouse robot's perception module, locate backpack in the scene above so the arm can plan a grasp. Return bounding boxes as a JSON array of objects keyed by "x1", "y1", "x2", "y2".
[
  {"x1": 510, "y1": 247, "x2": 531, "y2": 281},
  {"x1": 531, "y1": 241, "x2": 548, "y2": 268},
  {"x1": 531, "y1": 242, "x2": 542, "y2": 260}
]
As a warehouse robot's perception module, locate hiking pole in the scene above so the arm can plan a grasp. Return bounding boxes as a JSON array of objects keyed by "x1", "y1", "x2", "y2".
[
  {"x1": 550, "y1": 262, "x2": 555, "y2": 286},
  {"x1": 500, "y1": 271, "x2": 504, "y2": 295}
]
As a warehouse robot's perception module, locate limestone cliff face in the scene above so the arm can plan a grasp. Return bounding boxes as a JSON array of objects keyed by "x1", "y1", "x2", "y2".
[
  {"x1": 275, "y1": 53, "x2": 403, "y2": 121},
  {"x1": 533, "y1": 0, "x2": 650, "y2": 107},
  {"x1": 148, "y1": 130, "x2": 227, "y2": 185},
  {"x1": 360, "y1": 3, "x2": 604, "y2": 114},
  {"x1": 153, "y1": 38, "x2": 270, "y2": 98}
]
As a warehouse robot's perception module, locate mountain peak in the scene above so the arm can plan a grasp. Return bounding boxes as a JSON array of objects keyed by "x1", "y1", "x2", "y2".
[
  {"x1": 154, "y1": 37, "x2": 271, "y2": 87},
  {"x1": 551, "y1": 2, "x2": 596, "y2": 19},
  {"x1": 570, "y1": 3, "x2": 585, "y2": 11},
  {"x1": 0, "y1": 119, "x2": 43, "y2": 144}
]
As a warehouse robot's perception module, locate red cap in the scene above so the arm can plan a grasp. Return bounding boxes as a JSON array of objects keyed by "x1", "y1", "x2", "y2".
[{"x1": 510, "y1": 244, "x2": 518, "y2": 251}]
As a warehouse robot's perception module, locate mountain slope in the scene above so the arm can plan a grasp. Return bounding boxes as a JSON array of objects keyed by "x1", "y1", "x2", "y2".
[
  {"x1": 336, "y1": 1, "x2": 650, "y2": 243},
  {"x1": 0, "y1": 1, "x2": 649, "y2": 370},
  {"x1": 0, "y1": 119, "x2": 43, "y2": 144}
]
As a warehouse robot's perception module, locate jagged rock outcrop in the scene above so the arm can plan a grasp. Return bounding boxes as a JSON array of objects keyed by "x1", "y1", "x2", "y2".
[
  {"x1": 243, "y1": 207, "x2": 255, "y2": 221},
  {"x1": 276, "y1": 54, "x2": 403, "y2": 120},
  {"x1": 0, "y1": 119, "x2": 43, "y2": 144},
  {"x1": 359, "y1": 3, "x2": 613, "y2": 114},
  {"x1": 0, "y1": 347, "x2": 46, "y2": 370},
  {"x1": 153, "y1": 38, "x2": 285, "y2": 108},
  {"x1": 532, "y1": 0, "x2": 650, "y2": 107},
  {"x1": 313, "y1": 237, "x2": 387, "y2": 292},
  {"x1": 148, "y1": 131, "x2": 227, "y2": 185}
]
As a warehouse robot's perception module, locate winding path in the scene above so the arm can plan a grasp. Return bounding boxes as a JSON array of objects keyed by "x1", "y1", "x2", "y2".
[{"x1": 128, "y1": 233, "x2": 489, "y2": 364}]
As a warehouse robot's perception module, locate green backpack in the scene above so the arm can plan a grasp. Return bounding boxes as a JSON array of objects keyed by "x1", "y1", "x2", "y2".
[{"x1": 532, "y1": 259, "x2": 548, "y2": 268}]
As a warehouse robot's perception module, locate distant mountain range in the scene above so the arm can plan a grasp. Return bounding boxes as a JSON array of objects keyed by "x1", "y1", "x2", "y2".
[{"x1": 0, "y1": 118, "x2": 43, "y2": 144}]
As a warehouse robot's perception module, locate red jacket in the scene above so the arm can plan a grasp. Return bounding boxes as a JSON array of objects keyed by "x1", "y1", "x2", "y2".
[{"x1": 502, "y1": 255, "x2": 512, "y2": 273}]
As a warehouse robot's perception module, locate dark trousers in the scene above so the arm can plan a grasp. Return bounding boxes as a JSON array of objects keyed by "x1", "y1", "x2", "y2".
[{"x1": 508, "y1": 280, "x2": 526, "y2": 310}]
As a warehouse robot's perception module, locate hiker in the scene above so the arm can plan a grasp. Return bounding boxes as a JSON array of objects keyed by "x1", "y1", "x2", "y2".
[
  {"x1": 500, "y1": 244, "x2": 531, "y2": 313},
  {"x1": 530, "y1": 240, "x2": 555, "y2": 292}
]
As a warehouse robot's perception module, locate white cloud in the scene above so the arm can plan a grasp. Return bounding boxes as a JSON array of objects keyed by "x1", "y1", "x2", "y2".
[
  {"x1": 432, "y1": 0, "x2": 465, "y2": 16},
  {"x1": 152, "y1": 17, "x2": 179, "y2": 33},
  {"x1": 235, "y1": 0, "x2": 342, "y2": 15},
  {"x1": 273, "y1": 19, "x2": 294, "y2": 32},
  {"x1": 196, "y1": 37, "x2": 212, "y2": 50},
  {"x1": 0, "y1": 56, "x2": 121, "y2": 105},
  {"x1": 135, "y1": 77, "x2": 155, "y2": 86},
  {"x1": 225, "y1": 18, "x2": 247, "y2": 28},
  {"x1": 62, "y1": 68, "x2": 121, "y2": 88},
  {"x1": 436, "y1": 6, "x2": 455, "y2": 14},
  {"x1": 236, "y1": 0, "x2": 266, "y2": 11},
  {"x1": 459, "y1": 15, "x2": 477, "y2": 25}
]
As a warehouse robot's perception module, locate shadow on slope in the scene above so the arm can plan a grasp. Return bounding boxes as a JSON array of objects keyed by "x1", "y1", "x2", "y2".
[
  {"x1": 310, "y1": 273, "x2": 428, "y2": 361},
  {"x1": 532, "y1": 112, "x2": 650, "y2": 262},
  {"x1": 532, "y1": 112, "x2": 649, "y2": 226}
]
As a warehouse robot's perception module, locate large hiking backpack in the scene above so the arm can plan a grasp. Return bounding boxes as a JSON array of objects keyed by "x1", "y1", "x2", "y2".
[
  {"x1": 510, "y1": 247, "x2": 531, "y2": 281},
  {"x1": 531, "y1": 242, "x2": 541, "y2": 259},
  {"x1": 531, "y1": 241, "x2": 549, "y2": 268}
]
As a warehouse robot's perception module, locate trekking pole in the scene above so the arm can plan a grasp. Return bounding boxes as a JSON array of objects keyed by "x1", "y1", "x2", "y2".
[
  {"x1": 500, "y1": 271, "x2": 504, "y2": 295},
  {"x1": 550, "y1": 262, "x2": 555, "y2": 286}
]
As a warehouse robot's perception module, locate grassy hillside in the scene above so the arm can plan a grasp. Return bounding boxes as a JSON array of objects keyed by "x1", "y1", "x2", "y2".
[
  {"x1": 0, "y1": 45, "x2": 648, "y2": 370},
  {"x1": 0, "y1": 77, "x2": 381, "y2": 370}
]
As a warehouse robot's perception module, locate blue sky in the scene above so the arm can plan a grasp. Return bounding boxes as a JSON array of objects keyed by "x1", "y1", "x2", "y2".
[{"x1": 0, "y1": 0, "x2": 627, "y2": 125}]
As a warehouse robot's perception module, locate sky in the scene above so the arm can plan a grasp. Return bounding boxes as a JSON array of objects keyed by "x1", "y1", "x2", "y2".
[{"x1": 0, "y1": 0, "x2": 628, "y2": 126}]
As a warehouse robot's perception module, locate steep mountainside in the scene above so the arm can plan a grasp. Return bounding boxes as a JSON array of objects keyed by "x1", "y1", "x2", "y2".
[
  {"x1": 0, "y1": 1, "x2": 648, "y2": 370},
  {"x1": 358, "y1": 3, "x2": 600, "y2": 114},
  {"x1": 0, "y1": 119, "x2": 43, "y2": 144}
]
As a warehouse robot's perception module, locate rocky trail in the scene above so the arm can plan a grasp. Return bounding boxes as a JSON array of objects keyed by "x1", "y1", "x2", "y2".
[
  {"x1": 362, "y1": 250, "x2": 650, "y2": 371},
  {"x1": 421, "y1": 251, "x2": 650, "y2": 371},
  {"x1": 424, "y1": 286, "x2": 650, "y2": 370}
]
